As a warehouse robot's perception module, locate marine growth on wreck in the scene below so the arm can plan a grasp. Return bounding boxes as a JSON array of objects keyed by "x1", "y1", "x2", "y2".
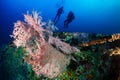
[{"x1": 0, "y1": 11, "x2": 120, "y2": 80}]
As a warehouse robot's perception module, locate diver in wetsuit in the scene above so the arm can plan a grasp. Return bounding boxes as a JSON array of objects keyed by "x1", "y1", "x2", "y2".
[
  {"x1": 54, "y1": 6, "x2": 64, "y2": 24},
  {"x1": 64, "y1": 11, "x2": 75, "y2": 28}
]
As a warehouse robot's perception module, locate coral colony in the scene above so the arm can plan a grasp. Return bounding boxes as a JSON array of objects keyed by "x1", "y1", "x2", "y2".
[{"x1": 11, "y1": 11, "x2": 79, "y2": 78}]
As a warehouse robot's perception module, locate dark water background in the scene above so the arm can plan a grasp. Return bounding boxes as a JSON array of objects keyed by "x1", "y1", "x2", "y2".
[{"x1": 0, "y1": 0, "x2": 120, "y2": 44}]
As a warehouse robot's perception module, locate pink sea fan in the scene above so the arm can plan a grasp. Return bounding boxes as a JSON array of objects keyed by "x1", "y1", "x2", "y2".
[
  {"x1": 24, "y1": 44, "x2": 71, "y2": 78},
  {"x1": 12, "y1": 21, "x2": 32, "y2": 47},
  {"x1": 11, "y1": 11, "x2": 79, "y2": 78}
]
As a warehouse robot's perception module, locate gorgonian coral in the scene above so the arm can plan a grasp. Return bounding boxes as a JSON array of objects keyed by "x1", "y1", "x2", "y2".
[{"x1": 11, "y1": 11, "x2": 79, "y2": 78}]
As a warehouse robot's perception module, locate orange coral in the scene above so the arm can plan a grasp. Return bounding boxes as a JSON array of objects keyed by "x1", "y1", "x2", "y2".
[{"x1": 80, "y1": 33, "x2": 120, "y2": 47}]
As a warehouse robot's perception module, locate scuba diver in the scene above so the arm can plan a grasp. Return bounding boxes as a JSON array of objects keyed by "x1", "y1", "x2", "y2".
[
  {"x1": 54, "y1": 6, "x2": 64, "y2": 24},
  {"x1": 64, "y1": 11, "x2": 75, "y2": 28}
]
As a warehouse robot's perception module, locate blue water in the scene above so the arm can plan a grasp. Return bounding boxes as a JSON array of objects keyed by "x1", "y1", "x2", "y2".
[{"x1": 0, "y1": 0, "x2": 120, "y2": 43}]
